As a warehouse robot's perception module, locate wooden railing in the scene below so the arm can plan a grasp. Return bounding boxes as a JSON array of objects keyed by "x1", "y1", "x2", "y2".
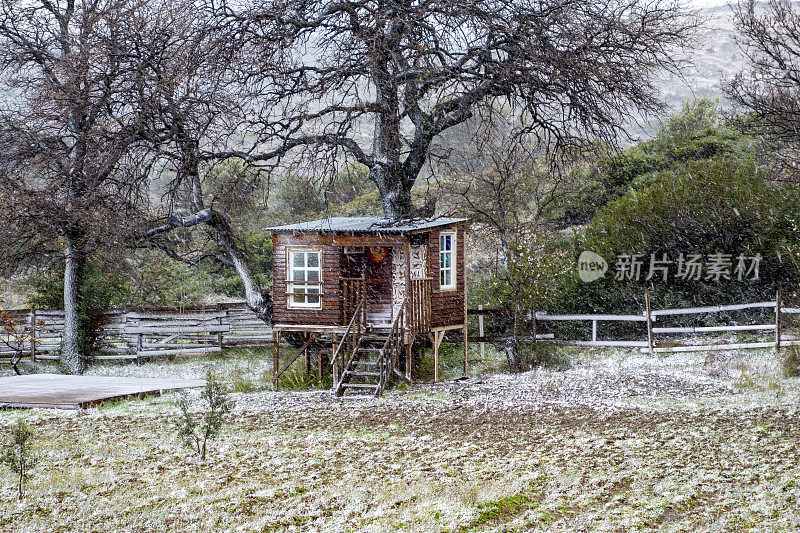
[
  {"x1": 341, "y1": 278, "x2": 366, "y2": 325},
  {"x1": 0, "y1": 303, "x2": 272, "y2": 363},
  {"x1": 332, "y1": 298, "x2": 365, "y2": 392},
  {"x1": 375, "y1": 298, "x2": 410, "y2": 396},
  {"x1": 409, "y1": 278, "x2": 432, "y2": 334}
]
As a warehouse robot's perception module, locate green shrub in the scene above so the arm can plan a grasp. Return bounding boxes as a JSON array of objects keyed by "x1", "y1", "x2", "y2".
[
  {"x1": 782, "y1": 346, "x2": 800, "y2": 378},
  {"x1": 2, "y1": 420, "x2": 38, "y2": 500},
  {"x1": 173, "y1": 369, "x2": 235, "y2": 463}
]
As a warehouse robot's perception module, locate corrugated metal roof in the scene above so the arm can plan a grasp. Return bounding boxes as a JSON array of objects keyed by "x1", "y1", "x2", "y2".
[{"x1": 266, "y1": 217, "x2": 469, "y2": 234}]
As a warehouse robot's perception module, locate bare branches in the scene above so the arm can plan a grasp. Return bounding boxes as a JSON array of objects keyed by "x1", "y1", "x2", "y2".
[
  {"x1": 726, "y1": 0, "x2": 800, "y2": 174},
  {"x1": 232, "y1": 0, "x2": 698, "y2": 217}
]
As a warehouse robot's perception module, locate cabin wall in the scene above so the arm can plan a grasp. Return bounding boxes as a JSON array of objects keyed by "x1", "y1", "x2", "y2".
[
  {"x1": 272, "y1": 234, "x2": 342, "y2": 327},
  {"x1": 271, "y1": 232, "x2": 408, "y2": 328},
  {"x1": 428, "y1": 224, "x2": 467, "y2": 329}
]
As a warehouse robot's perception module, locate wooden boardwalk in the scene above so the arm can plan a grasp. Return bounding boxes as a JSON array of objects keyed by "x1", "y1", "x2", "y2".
[{"x1": 0, "y1": 374, "x2": 204, "y2": 409}]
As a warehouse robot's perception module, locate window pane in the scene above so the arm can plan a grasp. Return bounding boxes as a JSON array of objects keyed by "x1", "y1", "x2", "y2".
[
  {"x1": 440, "y1": 235, "x2": 445, "y2": 249},
  {"x1": 446, "y1": 253, "x2": 452, "y2": 268},
  {"x1": 308, "y1": 286, "x2": 320, "y2": 294},
  {"x1": 307, "y1": 295, "x2": 320, "y2": 304},
  {"x1": 292, "y1": 294, "x2": 304, "y2": 304},
  {"x1": 293, "y1": 253, "x2": 305, "y2": 268},
  {"x1": 307, "y1": 252, "x2": 319, "y2": 268},
  {"x1": 445, "y1": 270, "x2": 452, "y2": 287},
  {"x1": 293, "y1": 270, "x2": 306, "y2": 282},
  {"x1": 441, "y1": 271, "x2": 446, "y2": 286},
  {"x1": 307, "y1": 270, "x2": 319, "y2": 282}
]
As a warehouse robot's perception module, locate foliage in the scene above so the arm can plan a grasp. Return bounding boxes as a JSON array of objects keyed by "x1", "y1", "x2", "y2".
[
  {"x1": 586, "y1": 158, "x2": 787, "y2": 257},
  {"x1": 204, "y1": 231, "x2": 273, "y2": 299},
  {"x1": 563, "y1": 99, "x2": 757, "y2": 224},
  {"x1": 274, "y1": 165, "x2": 379, "y2": 222},
  {"x1": 2, "y1": 420, "x2": 38, "y2": 500},
  {"x1": 782, "y1": 346, "x2": 800, "y2": 378},
  {"x1": 470, "y1": 239, "x2": 574, "y2": 313},
  {"x1": 25, "y1": 256, "x2": 217, "y2": 311},
  {"x1": 538, "y1": 157, "x2": 798, "y2": 318},
  {"x1": 173, "y1": 368, "x2": 235, "y2": 463},
  {"x1": 0, "y1": 298, "x2": 40, "y2": 374}
]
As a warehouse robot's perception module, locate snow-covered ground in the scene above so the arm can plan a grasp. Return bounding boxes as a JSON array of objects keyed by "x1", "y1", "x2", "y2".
[{"x1": 2, "y1": 346, "x2": 799, "y2": 532}]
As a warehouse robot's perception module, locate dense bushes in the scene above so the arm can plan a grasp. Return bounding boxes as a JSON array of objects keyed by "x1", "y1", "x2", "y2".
[{"x1": 471, "y1": 101, "x2": 800, "y2": 318}]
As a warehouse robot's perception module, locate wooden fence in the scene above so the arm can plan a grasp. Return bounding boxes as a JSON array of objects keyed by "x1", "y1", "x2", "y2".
[
  {"x1": 1, "y1": 302, "x2": 272, "y2": 363},
  {"x1": 468, "y1": 292, "x2": 800, "y2": 354}
]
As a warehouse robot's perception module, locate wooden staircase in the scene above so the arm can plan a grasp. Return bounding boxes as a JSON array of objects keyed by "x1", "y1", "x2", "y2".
[
  {"x1": 335, "y1": 329, "x2": 390, "y2": 397},
  {"x1": 331, "y1": 297, "x2": 411, "y2": 399}
]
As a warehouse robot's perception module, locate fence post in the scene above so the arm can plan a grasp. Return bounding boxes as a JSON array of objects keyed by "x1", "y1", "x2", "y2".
[
  {"x1": 645, "y1": 292, "x2": 654, "y2": 355},
  {"x1": 478, "y1": 305, "x2": 485, "y2": 360},
  {"x1": 592, "y1": 320, "x2": 597, "y2": 343},
  {"x1": 218, "y1": 313, "x2": 224, "y2": 351},
  {"x1": 136, "y1": 333, "x2": 143, "y2": 362},
  {"x1": 776, "y1": 290, "x2": 782, "y2": 352}
]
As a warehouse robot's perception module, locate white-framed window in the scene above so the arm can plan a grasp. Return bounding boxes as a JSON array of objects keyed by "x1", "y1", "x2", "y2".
[
  {"x1": 287, "y1": 248, "x2": 322, "y2": 308},
  {"x1": 439, "y1": 232, "x2": 456, "y2": 290}
]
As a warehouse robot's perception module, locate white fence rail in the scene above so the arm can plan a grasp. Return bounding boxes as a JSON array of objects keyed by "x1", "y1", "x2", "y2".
[{"x1": 468, "y1": 291, "x2": 798, "y2": 354}]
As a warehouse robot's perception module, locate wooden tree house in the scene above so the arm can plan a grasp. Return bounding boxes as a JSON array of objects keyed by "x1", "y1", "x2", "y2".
[{"x1": 267, "y1": 217, "x2": 469, "y2": 397}]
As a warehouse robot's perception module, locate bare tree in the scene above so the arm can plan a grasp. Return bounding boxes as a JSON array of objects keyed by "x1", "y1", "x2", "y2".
[
  {"x1": 224, "y1": 0, "x2": 698, "y2": 218},
  {"x1": 726, "y1": 0, "x2": 800, "y2": 178},
  {"x1": 436, "y1": 113, "x2": 588, "y2": 258},
  {"x1": 131, "y1": 1, "x2": 290, "y2": 320},
  {"x1": 0, "y1": 0, "x2": 165, "y2": 373}
]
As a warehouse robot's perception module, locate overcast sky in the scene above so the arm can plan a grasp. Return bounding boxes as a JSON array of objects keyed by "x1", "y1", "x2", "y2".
[{"x1": 690, "y1": 0, "x2": 731, "y2": 7}]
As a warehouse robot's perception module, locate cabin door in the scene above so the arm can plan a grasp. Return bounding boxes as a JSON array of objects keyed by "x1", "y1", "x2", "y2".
[
  {"x1": 409, "y1": 244, "x2": 432, "y2": 333},
  {"x1": 364, "y1": 248, "x2": 392, "y2": 327}
]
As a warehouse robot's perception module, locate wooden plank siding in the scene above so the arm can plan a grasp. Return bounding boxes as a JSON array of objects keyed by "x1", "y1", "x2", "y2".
[
  {"x1": 428, "y1": 224, "x2": 467, "y2": 330},
  {"x1": 272, "y1": 233, "x2": 342, "y2": 327},
  {"x1": 271, "y1": 222, "x2": 468, "y2": 333}
]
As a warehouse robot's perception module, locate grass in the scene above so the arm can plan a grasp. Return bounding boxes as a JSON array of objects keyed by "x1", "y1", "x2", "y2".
[
  {"x1": 472, "y1": 481, "x2": 545, "y2": 527},
  {"x1": 3, "y1": 347, "x2": 800, "y2": 531}
]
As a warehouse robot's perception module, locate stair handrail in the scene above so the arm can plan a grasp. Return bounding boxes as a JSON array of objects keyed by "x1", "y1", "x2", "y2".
[
  {"x1": 375, "y1": 298, "x2": 407, "y2": 396},
  {"x1": 332, "y1": 298, "x2": 365, "y2": 394}
]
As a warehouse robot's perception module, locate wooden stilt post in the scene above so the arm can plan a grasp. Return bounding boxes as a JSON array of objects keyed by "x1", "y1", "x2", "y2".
[
  {"x1": 273, "y1": 331, "x2": 281, "y2": 390},
  {"x1": 776, "y1": 290, "x2": 782, "y2": 352},
  {"x1": 331, "y1": 333, "x2": 338, "y2": 386},
  {"x1": 463, "y1": 323, "x2": 468, "y2": 377},
  {"x1": 304, "y1": 333, "x2": 310, "y2": 376},
  {"x1": 645, "y1": 292, "x2": 654, "y2": 356},
  {"x1": 433, "y1": 330, "x2": 441, "y2": 383},
  {"x1": 478, "y1": 305, "x2": 485, "y2": 360},
  {"x1": 406, "y1": 335, "x2": 413, "y2": 382}
]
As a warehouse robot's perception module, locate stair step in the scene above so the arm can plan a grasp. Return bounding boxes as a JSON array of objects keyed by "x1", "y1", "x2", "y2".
[
  {"x1": 351, "y1": 361, "x2": 378, "y2": 366},
  {"x1": 350, "y1": 371, "x2": 381, "y2": 377},
  {"x1": 338, "y1": 394, "x2": 376, "y2": 400},
  {"x1": 341, "y1": 383, "x2": 379, "y2": 389},
  {"x1": 361, "y1": 335, "x2": 389, "y2": 341},
  {"x1": 357, "y1": 347, "x2": 382, "y2": 353}
]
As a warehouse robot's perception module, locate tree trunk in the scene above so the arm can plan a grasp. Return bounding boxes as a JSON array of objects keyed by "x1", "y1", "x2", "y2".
[
  {"x1": 370, "y1": 165, "x2": 414, "y2": 219},
  {"x1": 61, "y1": 234, "x2": 86, "y2": 374},
  {"x1": 209, "y1": 213, "x2": 273, "y2": 322}
]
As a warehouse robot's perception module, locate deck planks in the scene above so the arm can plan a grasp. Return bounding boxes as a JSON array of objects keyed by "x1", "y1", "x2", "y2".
[{"x1": 0, "y1": 374, "x2": 204, "y2": 409}]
